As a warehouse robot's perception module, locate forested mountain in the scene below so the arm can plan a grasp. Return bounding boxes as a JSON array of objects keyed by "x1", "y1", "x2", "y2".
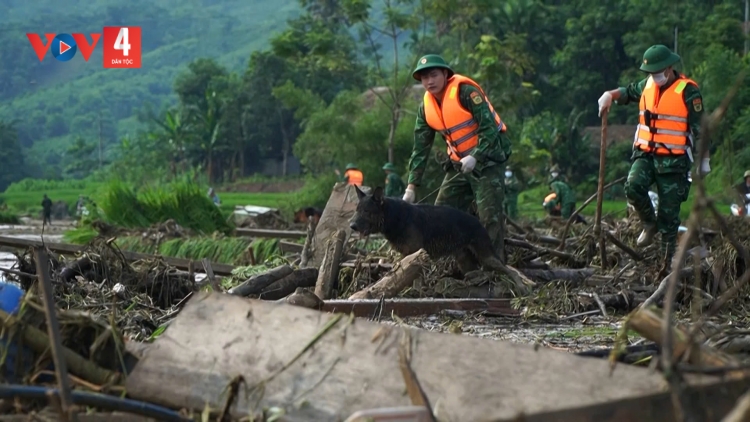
[
  {"x1": 2, "y1": 0, "x2": 749, "y2": 203},
  {"x1": 0, "y1": 0, "x2": 299, "y2": 177}
]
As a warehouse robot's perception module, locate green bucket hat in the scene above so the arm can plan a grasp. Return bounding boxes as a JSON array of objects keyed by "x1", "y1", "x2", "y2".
[
  {"x1": 639, "y1": 44, "x2": 681, "y2": 73},
  {"x1": 382, "y1": 162, "x2": 397, "y2": 171},
  {"x1": 345, "y1": 163, "x2": 357, "y2": 170},
  {"x1": 744, "y1": 170, "x2": 750, "y2": 179},
  {"x1": 412, "y1": 54, "x2": 454, "y2": 81}
]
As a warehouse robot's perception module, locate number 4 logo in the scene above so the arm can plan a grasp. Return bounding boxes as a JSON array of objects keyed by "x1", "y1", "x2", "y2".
[
  {"x1": 114, "y1": 27, "x2": 131, "y2": 56},
  {"x1": 103, "y1": 26, "x2": 141, "y2": 68}
]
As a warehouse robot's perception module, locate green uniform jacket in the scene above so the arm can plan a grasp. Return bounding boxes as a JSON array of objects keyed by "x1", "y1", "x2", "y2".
[
  {"x1": 407, "y1": 82, "x2": 513, "y2": 186},
  {"x1": 616, "y1": 72, "x2": 705, "y2": 174},
  {"x1": 547, "y1": 179, "x2": 575, "y2": 209},
  {"x1": 504, "y1": 176, "x2": 520, "y2": 198},
  {"x1": 384, "y1": 172, "x2": 406, "y2": 198}
]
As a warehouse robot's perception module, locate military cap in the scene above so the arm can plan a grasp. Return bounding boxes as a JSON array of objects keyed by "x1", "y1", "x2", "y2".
[
  {"x1": 412, "y1": 54, "x2": 454, "y2": 81},
  {"x1": 639, "y1": 44, "x2": 681, "y2": 73}
]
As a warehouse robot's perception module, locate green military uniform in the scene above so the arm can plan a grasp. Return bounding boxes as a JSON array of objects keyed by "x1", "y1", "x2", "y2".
[
  {"x1": 544, "y1": 169, "x2": 576, "y2": 218},
  {"x1": 503, "y1": 166, "x2": 520, "y2": 220},
  {"x1": 382, "y1": 162, "x2": 406, "y2": 198},
  {"x1": 406, "y1": 54, "x2": 512, "y2": 258},
  {"x1": 612, "y1": 45, "x2": 704, "y2": 261}
]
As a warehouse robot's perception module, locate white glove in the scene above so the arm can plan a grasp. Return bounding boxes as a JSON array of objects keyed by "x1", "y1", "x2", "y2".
[
  {"x1": 700, "y1": 157, "x2": 711, "y2": 175},
  {"x1": 459, "y1": 155, "x2": 477, "y2": 174},
  {"x1": 402, "y1": 187, "x2": 415, "y2": 203},
  {"x1": 598, "y1": 92, "x2": 612, "y2": 117}
]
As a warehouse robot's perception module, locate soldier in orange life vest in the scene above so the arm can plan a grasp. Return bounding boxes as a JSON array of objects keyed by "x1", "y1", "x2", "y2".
[
  {"x1": 402, "y1": 54, "x2": 512, "y2": 259},
  {"x1": 597, "y1": 44, "x2": 707, "y2": 266},
  {"x1": 336, "y1": 163, "x2": 363, "y2": 186}
]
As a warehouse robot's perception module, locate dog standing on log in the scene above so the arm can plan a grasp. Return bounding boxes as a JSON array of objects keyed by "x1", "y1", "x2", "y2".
[{"x1": 349, "y1": 185, "x2": 534, "y2": 294}]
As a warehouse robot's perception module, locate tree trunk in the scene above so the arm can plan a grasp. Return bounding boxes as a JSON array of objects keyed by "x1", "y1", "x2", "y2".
[
  {"x1": 279, "y1": 108, "x2": 290, "y2": 177},
  {"x1": 387, "y1": 106, "x2": 400, "y2": 164},
  {"x1": 207, "y1": 148, "x2": 213, "y2": 184}
]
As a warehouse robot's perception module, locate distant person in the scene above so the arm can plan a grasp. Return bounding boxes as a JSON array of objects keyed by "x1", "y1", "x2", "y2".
[
  {"x1": 76, "y1": 194, "x2": 85, "y2": 218},
  {"x1": 207, "y1": 187, "x2": 221, "y2": 206},
  {"x1": 41, "y1": 194, "x2": 52, "y2": 225},
  {"x1": 546, "y1": 165, "x2": 578, "y2": 220},
  {"x1": 382, "y1": 162, "x2": 405, "y2": 198},
  {"x1": 503, "y1": 166, "x2": 520, "y2": 220},
  {"x1": 335, "y1": 163, "x2": 364, "y2": 186}
]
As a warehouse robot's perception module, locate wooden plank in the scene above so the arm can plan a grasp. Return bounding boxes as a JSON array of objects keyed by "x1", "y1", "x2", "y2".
[
  {"x1": 126, "y1": 292, "x2": 710, "y2": 422},
  {"x1": 234, "y1": 228, "x2": 306, "y2": 239},
  {"x1": 320, "y1": 298, "x2": 519, "y2": 317},
  {"x1": 278, "y1": 240, "x2": 304, "y2": 253},
  {"x1": 0, "y1": 236, "x2": 236, "y2": 277}
]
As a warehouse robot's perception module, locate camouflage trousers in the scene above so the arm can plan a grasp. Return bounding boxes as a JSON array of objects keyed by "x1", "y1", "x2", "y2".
[
  {"x1": 435, "y1": 162, "x2": 506, "y2": 260},
  {"x1": 504, "y1": 195, "x2": 518, "y2": 220},
  {"x1": 624, "y1": 156, "x2": 691, "y2": 261}
]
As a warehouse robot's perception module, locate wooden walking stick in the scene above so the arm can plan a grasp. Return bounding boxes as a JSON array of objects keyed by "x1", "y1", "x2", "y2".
[{"x1": 595, "y1": 110, "x2": 608, "y2": 269}]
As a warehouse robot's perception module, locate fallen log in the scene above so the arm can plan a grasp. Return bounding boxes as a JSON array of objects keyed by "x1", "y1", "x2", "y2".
[
  {"x1": 315, "y1": 230, "x2": 346, "y2": 300},
  {"x1": 227, "y1": 264, "x2": 293, "y2": 296},
  {"x1": 279, "y1": 241, "x2": 304, "y2": 254},
  {"x1": 627, "y1": 308, "x2": 743, "y2": 373},
  {"x1": 257, "y1": 268, "x2": 319, "y2": 301},
  {"x1": 234, "y1": 228, "x2": 306, "y2": 239},
  {"x1": 349, "y1": 249, "x2": 429, "y2": 300},
  {"x1": 320, "y1": 298, "x2": 518, "y2": 317},
  {"x1": 519, "y1": 268, "x2": 595, "y2": 285}
]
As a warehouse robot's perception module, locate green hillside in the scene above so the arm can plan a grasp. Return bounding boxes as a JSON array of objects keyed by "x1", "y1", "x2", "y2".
[{"x1": 0, "y1": 0, "x2": 300, "y2": 175}]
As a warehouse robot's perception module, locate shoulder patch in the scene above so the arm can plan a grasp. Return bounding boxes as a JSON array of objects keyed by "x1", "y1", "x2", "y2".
[
  {"x1": 692, "y1": 98, "x2": 702, "y2": 112},
  {"x1": 470, "y1": 91, "x2": 483, "y2": 105}
]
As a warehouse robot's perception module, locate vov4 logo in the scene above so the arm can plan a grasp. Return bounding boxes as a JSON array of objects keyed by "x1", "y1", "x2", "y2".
[{"x1": 26, "y1": 26, "x2": 142, "y2": 68}]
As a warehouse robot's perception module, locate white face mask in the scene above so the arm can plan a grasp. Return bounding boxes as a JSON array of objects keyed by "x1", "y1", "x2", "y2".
[
  {"x1": 652, "y1": 71, "x2": 668, "y2": 86},
  {"x1": 551, "y1": 172, "x2": 559, "y2": 178},
  {"x1": 505, "y1": 171, "x2": 512, "y2": 178}
]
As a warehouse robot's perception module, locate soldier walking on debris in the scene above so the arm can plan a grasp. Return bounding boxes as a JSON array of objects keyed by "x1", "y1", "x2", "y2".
[
  {"x1": 597, "y1": 44, "x2": 708, "y2": 267},
  {"x1": 545, "y1": 165, "x2": 580, "y2": 221},
  {"x1": 402, "y1": 54, "x2": 512, "y2": 259},
  {"x1": 382, "y1": 162, "x2": 406, "y2": 198},
  {"x1": 503, "y1": 166, "x2": 520, "y2": 220}
]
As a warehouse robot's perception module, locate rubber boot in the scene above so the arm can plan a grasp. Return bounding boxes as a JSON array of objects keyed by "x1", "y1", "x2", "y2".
[{"x1": 637, "y1": 224, "x2": 657, "y2": 247}]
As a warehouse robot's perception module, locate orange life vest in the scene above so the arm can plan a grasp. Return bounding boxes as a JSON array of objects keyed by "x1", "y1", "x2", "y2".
[
  {"x1": 345, "y1": 169, "x2": 363, "y2": 186},
  {"x1": 544, "y1": 193, "x2": 561, "y2": 211},
  {"x1": 634, "y1": 74, "x2": 697, "y2": 156},
  {"x1": 423, "y1": 74, "x2": 506, "y2": 162}
]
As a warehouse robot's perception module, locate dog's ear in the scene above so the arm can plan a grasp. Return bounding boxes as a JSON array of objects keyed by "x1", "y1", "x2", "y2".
[
  {"x1": 373, "y1": 186, "x2": 384, "y2": 204},
  {"x1": 355, "y1": 185, "x2": 366, "y2": 200}
]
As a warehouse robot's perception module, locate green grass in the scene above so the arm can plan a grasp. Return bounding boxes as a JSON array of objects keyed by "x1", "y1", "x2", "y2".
[{"x1": 63, "y1": 233, "x2": 282, "y2": 266}]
